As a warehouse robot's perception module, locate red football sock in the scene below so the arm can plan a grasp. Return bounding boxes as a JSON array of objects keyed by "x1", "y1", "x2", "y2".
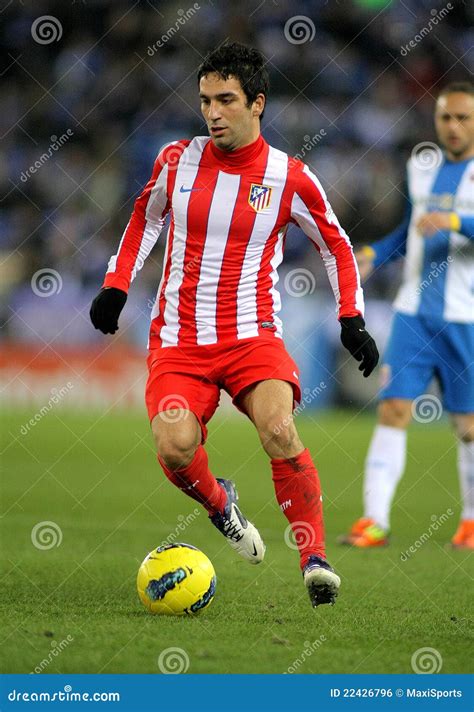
[
  {"x1": 158, "y1": 445, "x2": 226, "y2": 516},
  {"x1": 271, "y1": 448, "x2": 326, "y2": 569}
]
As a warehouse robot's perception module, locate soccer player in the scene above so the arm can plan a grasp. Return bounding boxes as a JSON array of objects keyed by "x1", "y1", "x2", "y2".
[
  {"x1": 339, "y1": 82, "x2": 474, "y2": 550},
  {"x1": 90, "y1": 42, "x2": 378, "y2": 607}
]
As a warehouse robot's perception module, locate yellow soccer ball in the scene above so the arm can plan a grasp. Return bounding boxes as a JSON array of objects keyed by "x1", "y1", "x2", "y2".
[{"x1": 137, "y1": 543, "x2": 216, "y2": 615}]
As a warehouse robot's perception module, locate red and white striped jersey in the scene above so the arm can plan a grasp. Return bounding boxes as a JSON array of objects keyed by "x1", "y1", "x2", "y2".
[{"x1": 103, "y1": 134, "x2": 364, "y2": 348}]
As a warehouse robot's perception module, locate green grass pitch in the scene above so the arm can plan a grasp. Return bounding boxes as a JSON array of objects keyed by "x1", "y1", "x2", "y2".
[{"x1": 1, "y1": 407, "x2": 472, "y2": 674}]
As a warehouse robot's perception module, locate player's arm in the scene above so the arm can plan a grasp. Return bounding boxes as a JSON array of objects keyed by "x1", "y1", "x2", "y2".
[
  {"x1": 416, "y1": 211, "x2": 474, "y2": 239},
  {"x1": 90, "y1": 147, "x2": 172, "y2": 335},
  {"x1": 357, "y1": 198, "x2": 411, "y2": 280},
  {"x1": 290, "y1": 163, "x2": 378, "y2": 377},
  {"x1": 456, "y1": 214, "x2": 474, "y2": 239},
  {"x1": 454, "y1": 214, "x2": 474, "y2": 239}
]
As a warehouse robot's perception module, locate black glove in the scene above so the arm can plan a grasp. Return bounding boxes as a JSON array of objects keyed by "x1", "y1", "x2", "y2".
[
  {"x1": 340, "y1": 315, "x2": 379, "y2": 378},
  {"x1": 90, "y1": 287, "x2": 127, "y2": 335}
]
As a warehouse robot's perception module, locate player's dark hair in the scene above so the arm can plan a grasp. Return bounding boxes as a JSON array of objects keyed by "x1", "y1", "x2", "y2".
[
  {"x1": 438, "y1": 81, "x2": 474, "y2": 98},
  {"x1": 197, "y1": 42, "x2": 269, "y2": 120}
]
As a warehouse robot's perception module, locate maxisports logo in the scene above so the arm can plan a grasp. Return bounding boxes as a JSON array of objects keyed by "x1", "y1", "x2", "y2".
[{"x1": 248, "y1": 183, "x2": 272, "y2": 212}]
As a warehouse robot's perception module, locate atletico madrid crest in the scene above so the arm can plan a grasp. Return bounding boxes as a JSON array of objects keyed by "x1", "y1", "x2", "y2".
[{"x1": 248, "y1": 183, "x2": 272, "y2": 212}]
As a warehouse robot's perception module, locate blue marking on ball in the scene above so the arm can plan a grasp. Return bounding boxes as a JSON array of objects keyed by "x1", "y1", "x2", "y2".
[
  {"x1": 190, "y1": 575, "x2": 217, "y2": 613},
  {"x1": 146, "y1": 567, "x2": 187, "y2": 601}
]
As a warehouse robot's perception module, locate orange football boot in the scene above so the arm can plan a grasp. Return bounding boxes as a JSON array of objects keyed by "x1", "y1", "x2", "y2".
[
  {"x1": 451, "y1": 520, "x2": 474, "y2": 550},
  {"x1": 337, "y1": 517, "x2": 389, "y2": 547}
]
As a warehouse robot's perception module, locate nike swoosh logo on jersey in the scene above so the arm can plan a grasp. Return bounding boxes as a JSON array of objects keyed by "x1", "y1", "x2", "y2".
[{"x1": 180, "y1": 185, "x2": 203, "y2": 193}]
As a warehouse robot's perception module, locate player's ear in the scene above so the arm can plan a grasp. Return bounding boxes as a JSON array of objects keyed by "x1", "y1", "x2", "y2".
[{"x1": 253, "y1": 93, "x2": 265, "y2": 118}]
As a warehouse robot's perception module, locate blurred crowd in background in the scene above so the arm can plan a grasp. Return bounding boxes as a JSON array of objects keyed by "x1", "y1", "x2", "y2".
[{"x1": 1, "y1": 0, "x2": 473, "y2": 405}]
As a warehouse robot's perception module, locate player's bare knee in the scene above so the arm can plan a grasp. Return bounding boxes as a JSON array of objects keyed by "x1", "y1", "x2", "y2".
[
  {"x1": 259, "y1": 417, "x2": 302, "y2": 458},
  {"x1": 452, "y1": 415, "x2": 474, "y2": 443},
  {"x1": 378, "y1": 399, "x2": 412, "y2": 429},
  {"x1": 152, "y1": 413, "x2": 200, "y2": 469},
  {"x1": 158, "y1": 437, "x2": 199, "y2": 470}
]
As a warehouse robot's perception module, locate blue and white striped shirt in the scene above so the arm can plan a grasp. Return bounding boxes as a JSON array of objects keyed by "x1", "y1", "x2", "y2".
[{"x1": 372, "y1": 153, "x2": 474, "y2": 323}]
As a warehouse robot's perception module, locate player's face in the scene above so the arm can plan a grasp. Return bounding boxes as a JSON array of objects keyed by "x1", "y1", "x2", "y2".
[
  {"x1": 434, "y1": 92, "x2": 474, "y2": 160},
  {"x1": 199, "y1": 73, "x2": 265, "y2": 151}
]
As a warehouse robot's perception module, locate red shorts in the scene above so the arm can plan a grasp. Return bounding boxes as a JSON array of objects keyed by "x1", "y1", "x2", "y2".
[{"x1": 145, "y1": 335, "x2": 302, "y2": 443}]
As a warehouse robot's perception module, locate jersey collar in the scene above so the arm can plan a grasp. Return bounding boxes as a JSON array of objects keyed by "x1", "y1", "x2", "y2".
[{"x1": 208, "y1": 134, "x2": 266, "y2": 168}]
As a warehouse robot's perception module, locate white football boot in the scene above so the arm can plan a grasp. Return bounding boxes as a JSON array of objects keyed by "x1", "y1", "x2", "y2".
[{"x1": 210, "y1": 478, "x2": 265, "y2": 564}]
